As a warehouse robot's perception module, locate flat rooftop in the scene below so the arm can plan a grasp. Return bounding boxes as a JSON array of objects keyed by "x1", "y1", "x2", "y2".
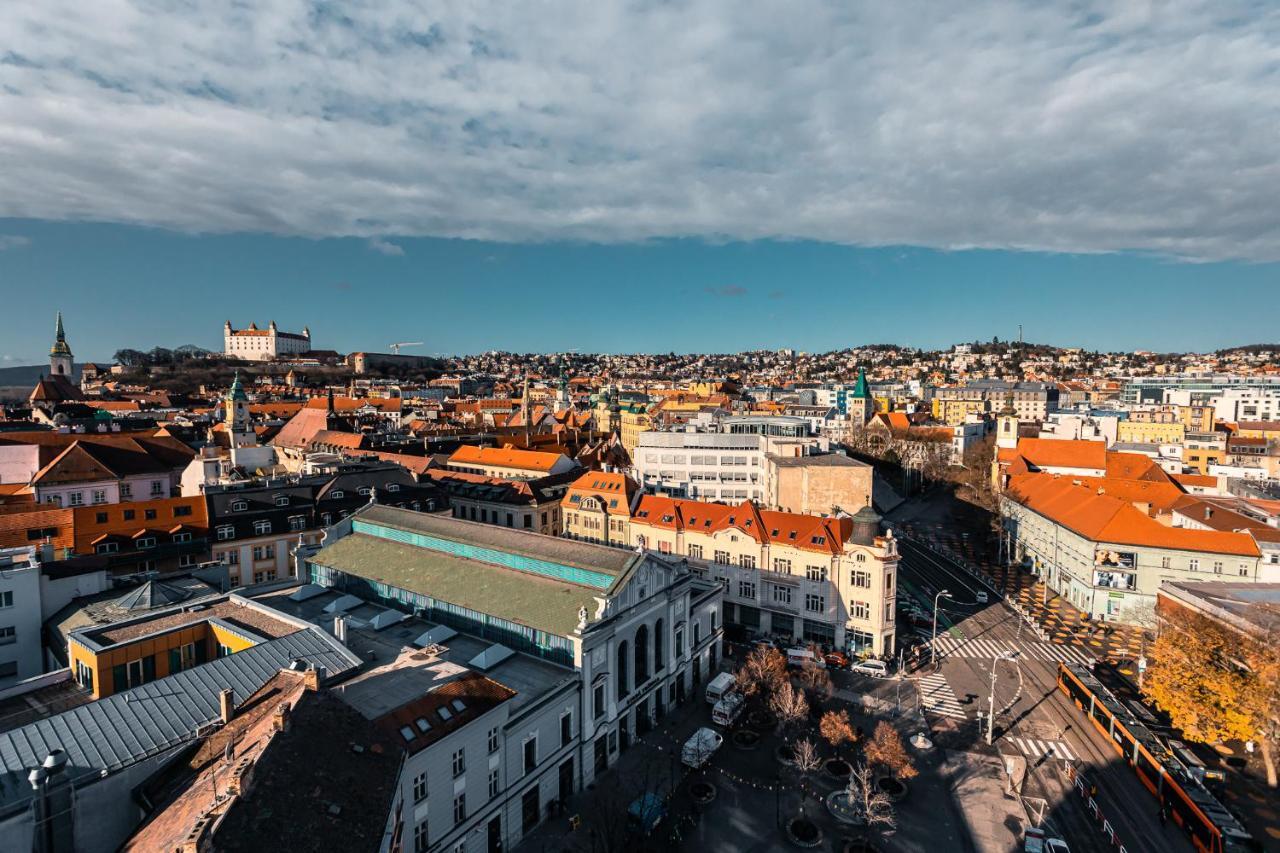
[
  {"x1": 80, "y1": 600, "x2": 303, "y2": 648},
  {"x1": 253, "y1": 586, "x2": 575, "y2": 718},
  {"x1": 0, "y1": 675, "x2": 93, "y2": 736},
  {"x1": 307, "y1": 533, "x2": 600, "y2": 637},
  {"x1": 356, "y1": 503, "x2": 638, "y2": 576}
]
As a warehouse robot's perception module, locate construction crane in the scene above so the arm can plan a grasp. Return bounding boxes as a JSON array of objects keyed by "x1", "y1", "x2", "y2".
[{"x1": 387, "y1": 342, "x2": 424, "y2": 355}]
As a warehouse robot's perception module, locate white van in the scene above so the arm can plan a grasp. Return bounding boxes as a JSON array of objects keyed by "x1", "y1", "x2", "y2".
[
  {"x1": 712, "y1": 692, "x2": 745, "y2": 726},
  {"x1": 785, "y1": 648, "x2": 823, "y2": 669},
  {"x1": 706, "y1": 672, "x2": 736, "y2": 705},
  {"x1": 682, "y1": 727, "x2": 724, "y2": 768}
]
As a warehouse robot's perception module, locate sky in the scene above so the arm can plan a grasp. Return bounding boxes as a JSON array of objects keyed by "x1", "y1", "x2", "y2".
[{"x1": 2, "y1": 1, "x2": 1279, "y2": 361}]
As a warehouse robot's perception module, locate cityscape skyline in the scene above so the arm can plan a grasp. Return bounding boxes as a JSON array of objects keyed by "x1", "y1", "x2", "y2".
[{"x1": 2, "y1": 219, "x2": 1279, "y2": 363}]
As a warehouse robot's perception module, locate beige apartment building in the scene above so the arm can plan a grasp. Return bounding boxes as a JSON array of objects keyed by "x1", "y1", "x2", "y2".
[{"x1": 563, "y1": 493, "x2": 898, "y2": 656}]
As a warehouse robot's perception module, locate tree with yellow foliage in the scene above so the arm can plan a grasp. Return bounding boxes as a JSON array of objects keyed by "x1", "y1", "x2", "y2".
[{"x1": 1143, "y1": 608, "x2": 1277, "y2": 788}]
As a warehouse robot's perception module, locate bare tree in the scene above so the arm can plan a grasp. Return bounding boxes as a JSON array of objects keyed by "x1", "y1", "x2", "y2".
[
  {"x1": 796, "y1": 658, "x2": 833, "y2": 707},
  {"x1": 738, "y1": 645, "x2": 786, "y2": 702},
  {"x1": 845, "y1": 764, "x2": 897, "y2": 833},
  {"x1": 769, "y1": 681, "x2": 810, "y2": 739},
  {"x1": 791, "y1": 738, "x2": 823, "y2": 818}
]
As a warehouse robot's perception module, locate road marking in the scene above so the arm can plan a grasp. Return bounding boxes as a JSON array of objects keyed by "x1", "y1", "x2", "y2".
[
  {"x1": 1008, "y1": 737, "x2": 1075, "y2": 762},
  {"x1": 931, "y1": 636, "x2": 1096, "y2": 667},
  {"x1": 917, "y1": 671, "x2": 968, "y2": 720}
]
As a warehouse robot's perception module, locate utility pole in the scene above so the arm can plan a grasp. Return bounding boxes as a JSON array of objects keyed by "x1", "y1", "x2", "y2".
[{"x1": 987, "y1": 652, "x2": 1015, "y2": 745}]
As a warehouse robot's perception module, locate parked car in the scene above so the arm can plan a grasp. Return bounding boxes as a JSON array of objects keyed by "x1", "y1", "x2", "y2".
[
  {"x1": 823, "y1": 651, "x2": 850, "y2": 669},
  {"x1": 1024, "y1": 826, "x2": 1069, "y2": 853},
  {"x1": 627, "y1": 793, "x2": 667, "y2": 834},
  {"x1": 850, "y1": 659, "x2": 889, "y2": 678},
  {"x1": 973, "y1": 590, "x2": 989, "y2": 604},
  {"x1": 682, "y1": 727, "x2": 724, "y2": 768}
]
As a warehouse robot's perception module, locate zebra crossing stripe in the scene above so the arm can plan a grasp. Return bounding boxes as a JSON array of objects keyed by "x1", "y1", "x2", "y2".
[
  {"x1": 1009, "y1": 737, "x2": 1075, "y2": 762},
  {"x1": 917, "y1": 672, "x2": 968, "y2": 720},
  {"x1": 931, "y1": 637, "x2": 1096, "y2": 667}
]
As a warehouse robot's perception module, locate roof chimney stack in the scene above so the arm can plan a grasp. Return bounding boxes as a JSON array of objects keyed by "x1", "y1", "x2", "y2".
[
  {"x1": 219, "y1": 688, "x2": 235, "y2": 725},
  {"x1": 334, "y1": 614, "x2": 348, "y2": 644}
]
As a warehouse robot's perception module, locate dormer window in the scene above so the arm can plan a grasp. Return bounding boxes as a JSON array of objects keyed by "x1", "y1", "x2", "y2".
[
  {"x1": 173, "y1": 532, "x2": 192, "y2": 543},
  {"x1": 811, "y1": 536, "x2": 825, "y2": 545},
  {"x1": 386, "y1": 484, "x2": 400, "y2": 493},
  {"x1": 136, "y1": 537, "x2": 157, "y2": 549},
  {"x1": 274, "y1": 495, "x2": 289, "y2": 507},
  {"x1": 357, "y1": 487, "x2": 372, "y2": 496},
  {"x1": 231, "y1": 500, "x2": 248, "y2": 512},
  {"x1": 330, "y1": 490, "x2": 344, "y2": 500},
  {"x1": 95, "y1": 542, "x2": 118, "y2": 555}
]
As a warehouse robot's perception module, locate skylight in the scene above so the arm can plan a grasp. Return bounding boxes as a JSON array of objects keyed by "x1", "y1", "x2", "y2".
[
  {"x1": 400, "y1": 726, "x2": 415, "y2": 741},
  {"x1": 451, "y1": 699, "x2": 467, "y2": 713},
  {"x1": 439, "y1": 706, "x2": 453, "y2": 721},
  {"x1": 416, "y1": 717, "x2": 432, "y2": 732}
]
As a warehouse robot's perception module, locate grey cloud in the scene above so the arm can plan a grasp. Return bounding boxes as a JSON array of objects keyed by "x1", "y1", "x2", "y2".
[{"x1": 1, "y1": 3, "x2": 1279, "y2": 260}]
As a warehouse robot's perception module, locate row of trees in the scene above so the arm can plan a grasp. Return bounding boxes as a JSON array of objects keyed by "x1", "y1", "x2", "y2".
[{"x1": 1142, "y1": 607, "x2": 1278, "y2": 788}]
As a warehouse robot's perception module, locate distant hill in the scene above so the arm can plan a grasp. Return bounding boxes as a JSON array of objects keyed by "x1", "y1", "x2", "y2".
[
  {"x1": 1214, "y1": 344, "x2": 1278, "y2": 355},
  {"x1": 0, "y1": 363, "x2": 83, "y2": 390}
]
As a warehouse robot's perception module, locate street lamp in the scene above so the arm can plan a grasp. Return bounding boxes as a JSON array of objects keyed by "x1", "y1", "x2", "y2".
[
  {"x1": 986, "y1": 651, "x2": 1016, "y2": 745},
  {"x1": 931, "y1": 590, "x2": 953, "y2": 655}
]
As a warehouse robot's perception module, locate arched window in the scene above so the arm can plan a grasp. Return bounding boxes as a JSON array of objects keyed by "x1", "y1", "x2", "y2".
[
  {"x1": 616, "y1": 640, "x2": 630, "y2": 700},
  {"x1": 654, "y1": 618, "x2": 665, "y2": 672},
  {"x1": 634, "y1": 624, "x2": 649, "y2": 684}
]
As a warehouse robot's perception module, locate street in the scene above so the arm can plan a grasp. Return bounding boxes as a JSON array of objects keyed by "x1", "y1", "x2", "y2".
[{"x1": 893, "y1": 533, "x2": 1195, "y2": 853}]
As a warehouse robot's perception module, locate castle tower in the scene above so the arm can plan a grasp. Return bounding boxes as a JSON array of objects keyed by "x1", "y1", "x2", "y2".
[
  {"x1": 49, "y1": 312, "x2": 73, "y2": 377},
  {"x1": 996, "y1": 392, "x2": 1020, "y2": 451}
]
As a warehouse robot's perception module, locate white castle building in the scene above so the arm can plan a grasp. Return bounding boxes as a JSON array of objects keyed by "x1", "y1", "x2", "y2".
[{"x1": 223, "y1": 320, "x2": 311, "y2": 361}]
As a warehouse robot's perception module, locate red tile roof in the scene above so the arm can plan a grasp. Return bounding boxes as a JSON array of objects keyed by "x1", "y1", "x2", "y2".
[
  {"x1": 630, "y1": 495, "x2": 853, "y2": 555},
  {"x1": 1006, "y1": 473, "x2": 1260, "y2": 557}
]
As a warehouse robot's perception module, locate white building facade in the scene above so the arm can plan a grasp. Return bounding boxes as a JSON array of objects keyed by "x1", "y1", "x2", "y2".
[{"x1": 223, "y1": 320, "x2": 312, "y2": 361}]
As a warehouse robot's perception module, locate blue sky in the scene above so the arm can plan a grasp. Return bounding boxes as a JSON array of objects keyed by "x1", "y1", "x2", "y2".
[
  {"x1": 1, "y1": 219, "x2": 1277, "y2": 362},
  {"x1": 2, "y1": 2, "x2": 1279, "y2": 362}
]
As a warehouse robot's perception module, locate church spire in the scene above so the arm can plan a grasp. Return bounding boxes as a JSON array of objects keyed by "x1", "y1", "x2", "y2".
[{"x1": 49, "y1": 311, "x2": 73, "y2": 376}]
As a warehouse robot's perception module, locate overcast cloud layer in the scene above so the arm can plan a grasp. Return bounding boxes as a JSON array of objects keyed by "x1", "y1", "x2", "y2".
[{"x1": 2, "y1": 1, "x2": 1279, "y2": 260}]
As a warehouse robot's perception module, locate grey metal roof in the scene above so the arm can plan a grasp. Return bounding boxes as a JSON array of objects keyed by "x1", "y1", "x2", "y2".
[{"x1": 0, "y1": 629, "x2": 361, "y2": 813}]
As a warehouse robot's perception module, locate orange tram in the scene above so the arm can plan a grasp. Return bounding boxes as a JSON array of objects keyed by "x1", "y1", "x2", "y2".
[{"x1": 1056, "y1": 663, "x2": 1257, "y2": 853}]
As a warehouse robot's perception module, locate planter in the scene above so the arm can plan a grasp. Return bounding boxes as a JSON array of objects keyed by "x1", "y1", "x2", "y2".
[
  {"x1": 823, "y1": 758, "x2": 853, "y2": 783},
  {"x1": 690, "y1": 780, "x2": 718, "y2": 805},
  {"x1": 840, "y1": 837, "x2": 880, "y2": 853},
  {"x1": 785, "y1": 817, "x2": 824, "y2": 848},
  {"x1": 874, "y1": 776, "x2": 908, "y2": 802},
  {"x1": 748, "y1": 709, "x2": 776, "y2": 732},
  {"x1": 731, "y1": 729, "x2": 762, "y2": 751}
]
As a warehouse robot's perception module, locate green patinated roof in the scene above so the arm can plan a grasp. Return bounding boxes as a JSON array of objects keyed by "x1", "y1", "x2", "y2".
[
  {"x1": 851, "y1": 366, "x2": 869, "y2": 398},
  {"x1": 310, "y1": 532, "x2": 599, "y2": 637}
]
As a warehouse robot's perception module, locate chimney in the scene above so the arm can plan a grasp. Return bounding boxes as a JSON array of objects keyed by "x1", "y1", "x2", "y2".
[
  {"x1": 32, "y1": 750, "x2": 73, "y2": 853},
  {"x1": 272, "y1": 701, "x2": 291, "y2": 733},
  {"x1": 334, "y1": 615, "x2": 348, "y2": 644},
  {"x1": 219, "y1": 688, "x2": 235, "y2": 724},
  {"x1": 1205, "y1": 507, "x2": 1213, "y2": 520},
  {"x1": 303, "y1": 664, "x2": 325, "y2": 692}
]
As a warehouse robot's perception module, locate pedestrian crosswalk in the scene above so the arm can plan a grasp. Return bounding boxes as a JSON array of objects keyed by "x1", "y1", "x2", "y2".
[
  {"x1": 917, "y1": 670, "x2": 968, "y2": 720},
  {"x1": 1006, "y1": 736, "x2": 1076, "y2": 762},
  {"x1": 930, "y1": 636, "x2": 1096, "y2": 667}
]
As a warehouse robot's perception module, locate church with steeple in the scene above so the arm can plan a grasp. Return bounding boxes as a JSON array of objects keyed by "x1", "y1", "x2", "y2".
[{"x1": 29, "y1": 312, "x2": 86, "y2": 408}]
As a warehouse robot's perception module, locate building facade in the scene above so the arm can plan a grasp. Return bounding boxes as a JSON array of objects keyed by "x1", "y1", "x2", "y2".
[{"x1": 610, "y1": 496, "x2": 897, "y2": 655}]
